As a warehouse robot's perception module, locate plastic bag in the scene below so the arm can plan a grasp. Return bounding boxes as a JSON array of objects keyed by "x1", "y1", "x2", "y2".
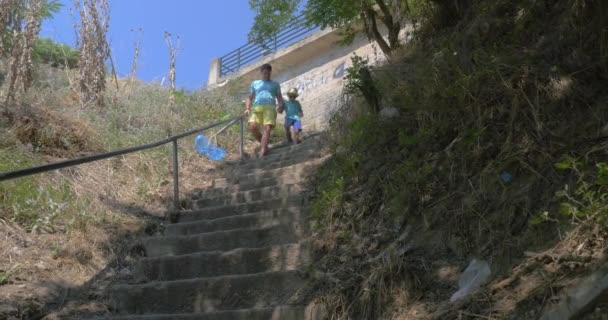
[
  {"x1": 194, "y1": 134, "x2": 209, "y2": 156},
  {"x1": 195, "y1": 133, "x2": 226, "y2": 161},
  {"x1": 450, "y1": 259, "x2": 491, "y2": 302},
  {"x1": 206, "y1": 144, "x2": 226, "y2": 161}
]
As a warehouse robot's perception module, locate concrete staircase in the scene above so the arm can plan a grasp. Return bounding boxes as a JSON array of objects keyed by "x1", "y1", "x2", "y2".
[{"x1": 101, "y1": 134, "x2": 328, "y2": 319}]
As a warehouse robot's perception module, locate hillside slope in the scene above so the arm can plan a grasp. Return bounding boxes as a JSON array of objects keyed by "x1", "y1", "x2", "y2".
[{"x1": 309, "y1": 0, "x2": 608, "y2": 319}]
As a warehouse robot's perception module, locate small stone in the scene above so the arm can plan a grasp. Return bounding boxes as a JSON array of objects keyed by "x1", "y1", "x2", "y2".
[
  {"x1": 602, "y1": 124, "x2": 608, "y2": 136},
  {"x1": 540, "y1": 267, "x2": 608, "y2": 320},
  {"x1": 379, "y1": 106, "x2": 400, "y2": 120},
  {"x1": 35, "y1": 261, "x2": 47, "y2": 270},
  {"x1": 335, "y1": 146, "x2": 347, "y2": 155}
]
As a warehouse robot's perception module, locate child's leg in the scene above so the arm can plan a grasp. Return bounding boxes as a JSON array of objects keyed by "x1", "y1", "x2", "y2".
[
  {"x1": 291, "y1": 127, "x2": 298, "y2": 144},
  {"x1": 284, "y1": 123, "x2": 293, "y2": 143},
  {"x1": 293, "y1": 130, "x2": 300, "y2": 144},
  {"x1": 294, "y1": 120, "x2": 302, "y2": 143}
]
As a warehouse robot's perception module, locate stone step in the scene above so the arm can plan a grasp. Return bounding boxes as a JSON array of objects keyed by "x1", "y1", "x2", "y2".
[
  {"x1": 193, "y1": 183, "x2": 304, "y2": 208},
  {"x1": 166, "y1": 207, "x2": 304, "y2": 236},
  {"x1": 181, "y1": 196, "x2": 307, "y2": 222},
  {"x1": 237, "y1": 146, "x2": 325, "y2": 171},
  {"x1": 95, "y1": 305, "x2": 321, "y2": 320},
  {"x1": 207, "y1": 176, "x2": 307, "y2": 197},
  {"x1": 225, "y1": 142, "x2": 324, "y2": 171},
  {"x1": 243, "y1": 152, "x2": 327, "y2": 173},
  {"x1": 233, "y1": 175, "x2": 313, "y2": 194},
  {"x1": 143, "y1": 224, "x2": 305, "y2": 258},
  {"x1": 211, "y1": 158, "x2": 318, "y2": 192},
  {"x1": 235, "y1": 132, "x2": 324, "y2": 160},
  {"x1": 110, "y1": 271, "x2": 308, "y2": 315},
  {"x1": 137, "y1": 243, "x2": 310, "y2": 281},
  {"x1": 224, "y1": 155, "x2": 329, "y2": 185},
  {"x1": 208, "y1": 171, "x2": 318, "y2": 197}
]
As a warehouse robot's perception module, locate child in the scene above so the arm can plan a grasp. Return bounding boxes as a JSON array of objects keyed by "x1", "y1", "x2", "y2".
[{"x1": 284, "y1": 88, "x2": 303, "y2": 144}]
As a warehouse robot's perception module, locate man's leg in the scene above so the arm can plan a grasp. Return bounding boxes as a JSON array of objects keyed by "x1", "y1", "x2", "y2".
[
  {"x1": 249, "y1": 122, "x2": 262, "y2": 142},
  {"x1": 260, "y1": 124, "x2": 273, "y2": 156}
]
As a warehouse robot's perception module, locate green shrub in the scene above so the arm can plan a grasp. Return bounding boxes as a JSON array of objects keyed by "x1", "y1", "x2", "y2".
[{"x1": 33, "y1": 38, "x2": 79, "y2": 69}]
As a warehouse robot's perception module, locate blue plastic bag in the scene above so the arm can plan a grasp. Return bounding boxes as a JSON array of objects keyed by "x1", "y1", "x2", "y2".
[
  {"x1": 206, "y1": 144, "x2": 226, "y2": 161},
  {"x1": 194, "y1": 134, "x2": 209, "y2": 156}
]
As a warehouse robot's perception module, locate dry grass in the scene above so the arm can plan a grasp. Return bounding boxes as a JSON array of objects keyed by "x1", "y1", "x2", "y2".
[
  {"x1": 0, "y1": 0, "x2": 18, "y2": 57},
  {"x1": 123, "y1": 27, "x2": 143, "y2": 100},
  {"x1": 5, "y1": 0, "x2": 43, "y2": 104},
  {"x1": 73, "y1": 0, "x2": 111, "y2": 108},
  {"x1": 163, "y1": 31, "x2": 180, "y2": 111},
  {"x1": 9, "y1": 104, "x2": 103, "y2": 157}
]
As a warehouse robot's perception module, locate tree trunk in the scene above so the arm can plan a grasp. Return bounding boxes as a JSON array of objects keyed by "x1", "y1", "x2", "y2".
[
  {"x1": 430, "y1": 0, "x2": 471, "y2": 27},
  {"x1": 360, "y1": 2, "x2": 393, "y2": 56},
  {"x1": 360, "y1": 0, "x2": 404, "y2": 57}
]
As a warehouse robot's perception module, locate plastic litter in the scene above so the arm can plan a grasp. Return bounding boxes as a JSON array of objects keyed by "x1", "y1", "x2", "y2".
[
  {"x1": 195, "y1": 132, "x2": 227, "y2": 161},
  {"x1": 500, "y1": 170, "x2": 513, "y2": 183},
  {"x1": 450, "y1": 259, "x2": 491, "y2": 302},
  {"x1": 206, "y1": 144, "x2": 226, "y2": 161},
  {"x1": 194, "y1": 134, "x2": 209, "y2": 156}
]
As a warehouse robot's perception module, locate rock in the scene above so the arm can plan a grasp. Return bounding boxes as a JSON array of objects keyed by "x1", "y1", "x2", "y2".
[
  {"x1": 379, "y1": 106, "x2": 400, "y2": 120},
  {"x1": 540, "y1": 266, "x2": 608, "y2": 320},
  {"x1": 335, "y1": 145, "x2": 347, "y2": 156},
  {"x1": 0, "y1": 304, "x2": 18, "y2": 317}
]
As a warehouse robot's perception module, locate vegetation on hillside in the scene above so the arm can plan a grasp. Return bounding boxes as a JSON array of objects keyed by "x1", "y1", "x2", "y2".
[
  {"x1": 0, "y1": 1, "x2": 254, "y2": 317},
  {"x1": 309, "y1": 0, "x2": 608, "y2": 318}
]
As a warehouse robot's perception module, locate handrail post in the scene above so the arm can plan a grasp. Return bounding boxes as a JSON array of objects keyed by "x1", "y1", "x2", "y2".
[
  {"x1": 239, "y1": 116, "x2": 244, "y2": 159},
  {"x1": 172, "y1": 139, "x2": 179, "y2": 210},
  {"x1": 237, "y1": 48, "x2": 241, "y2": 71}
]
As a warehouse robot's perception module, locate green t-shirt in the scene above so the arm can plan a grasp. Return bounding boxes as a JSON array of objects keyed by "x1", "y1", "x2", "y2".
[{"x1": 284, "y1": 100, "x2": 302, "y2": 121}]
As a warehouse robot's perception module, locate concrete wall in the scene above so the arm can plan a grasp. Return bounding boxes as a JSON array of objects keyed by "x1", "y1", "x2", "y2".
[
  {"x1": 272, "y1": 34, "x2": 386, "y2": 130},
  {"x1": 208, "y1": 27, "x2": 405, "y2": 131}
]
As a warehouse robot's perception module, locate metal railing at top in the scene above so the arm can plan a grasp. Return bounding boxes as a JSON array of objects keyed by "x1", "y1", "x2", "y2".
[
  {"x1": 0, "y1": 116, "x2": 246, "y2": 217},
  {"x1": 219, "y1": 14, "x2": 320, "y2": 77}
]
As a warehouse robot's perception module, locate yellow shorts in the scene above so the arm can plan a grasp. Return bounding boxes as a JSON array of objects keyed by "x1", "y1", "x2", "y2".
[{"x1": 248, "y1": 105, "x2": 277, "y2": 127}]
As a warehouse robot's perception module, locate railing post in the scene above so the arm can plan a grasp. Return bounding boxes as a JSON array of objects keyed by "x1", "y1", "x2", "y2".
[
  {"x1": 239, "y1": 116, "x2": 244, "y2": 159},
  {"x1": 274, "y1": 33, "x2": 278, "y2": 51},
  {"x1": 172, "y1": 139, "x2": 179, "y2": 210},
  {"x1": 237, "y1": 48, "x2": 241, "y2": 71}
]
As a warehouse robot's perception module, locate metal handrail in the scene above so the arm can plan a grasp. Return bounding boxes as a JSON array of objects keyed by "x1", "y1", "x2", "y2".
[
  {"x1": 0, "y1": 115, "x2": 246, "y2": 216},
  {"x1": 219, "y1": 14, "x2": 319, "y2": 77}
]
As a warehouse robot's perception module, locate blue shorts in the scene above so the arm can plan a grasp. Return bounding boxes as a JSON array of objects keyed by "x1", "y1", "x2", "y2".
[{"x1": 285, "y1": 118, "x2": 302, "y2": 131}]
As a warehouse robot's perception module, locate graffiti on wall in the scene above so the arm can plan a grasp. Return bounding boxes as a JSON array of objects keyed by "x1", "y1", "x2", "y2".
[
  {"x1": 285, "y1": 61, "x2": 347, "y2": 95},
  {"x1": 333, "y1": 62, "x2": 345, "y2": 79}
]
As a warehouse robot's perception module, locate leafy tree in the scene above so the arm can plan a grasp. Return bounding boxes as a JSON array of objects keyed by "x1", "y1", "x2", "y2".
[
  {"x1": 248, "y1": 0, "x2": 422, "y2": 56},
  {"x1": 33, "y1": 37, "x2": 79, "y2": 68}
]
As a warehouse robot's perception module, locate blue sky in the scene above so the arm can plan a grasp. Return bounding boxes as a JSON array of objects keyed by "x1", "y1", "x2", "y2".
[{"x1": 41, "y1": 0, "x2": 256, "y2": 90}]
